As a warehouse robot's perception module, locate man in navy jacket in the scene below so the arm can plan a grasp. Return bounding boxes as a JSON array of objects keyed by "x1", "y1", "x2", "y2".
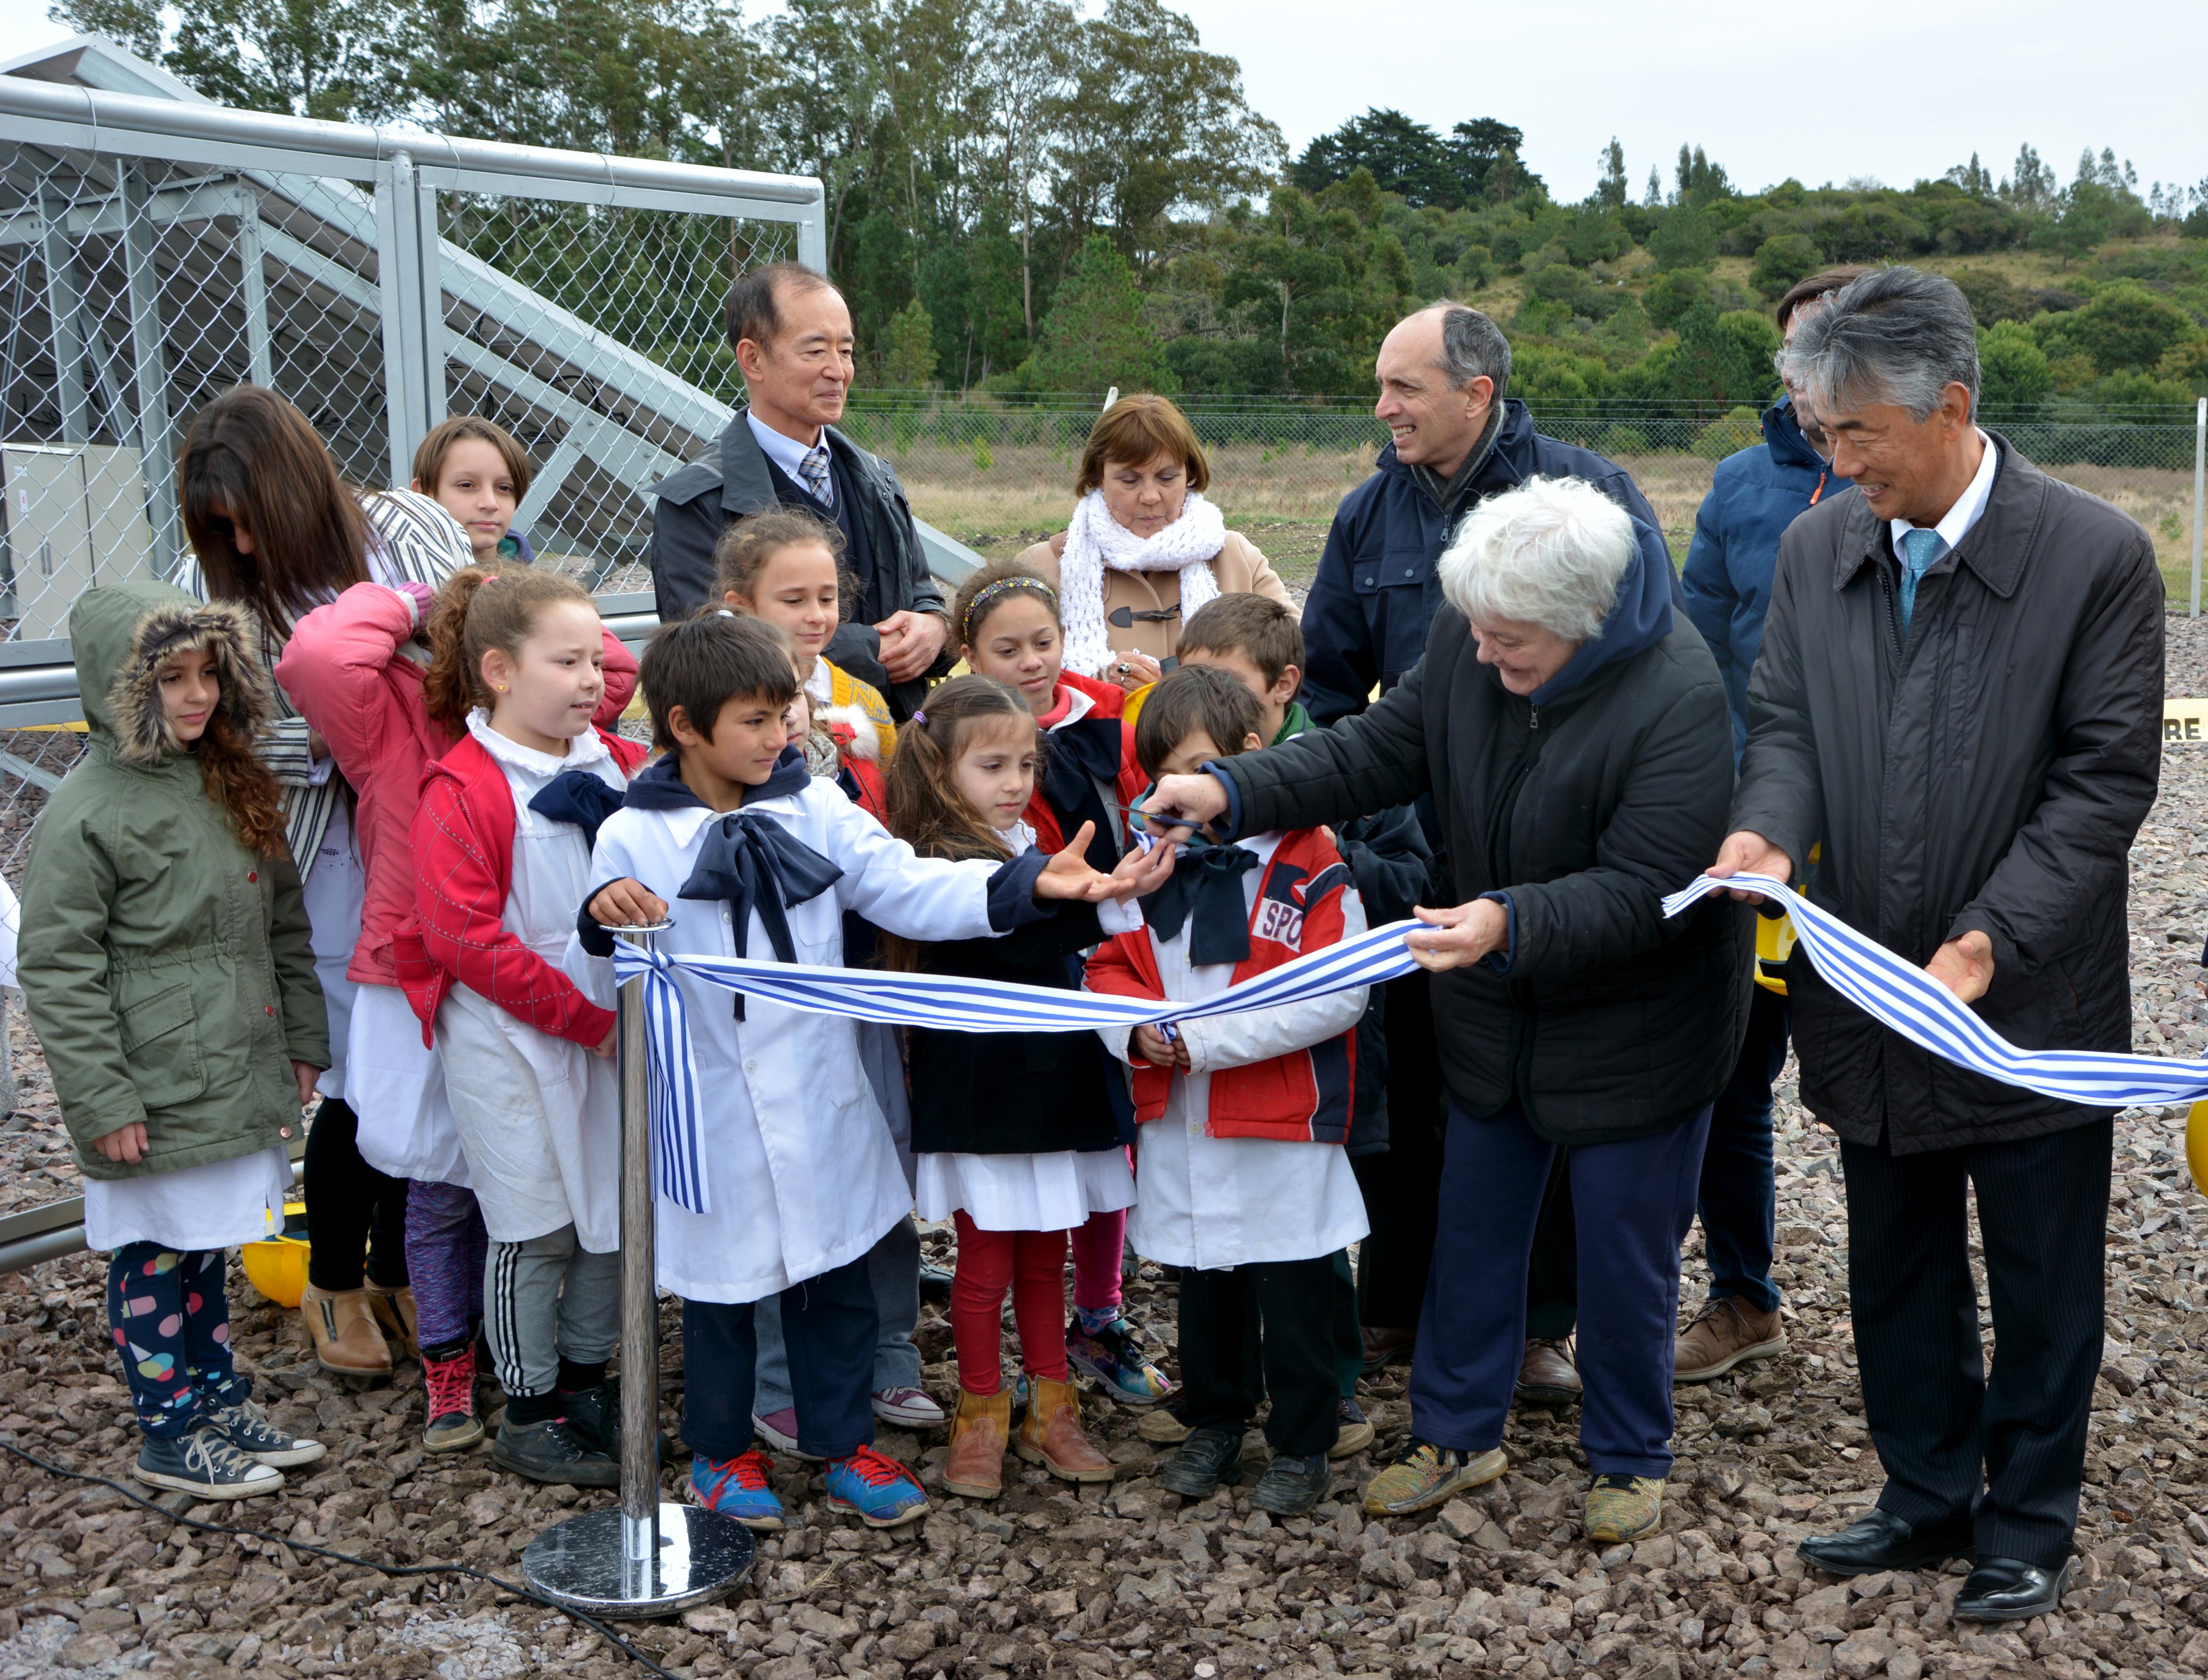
[
  {"x1": 1672, "y1": 268, "x2": 1861, "y2": 1387},
  {"x1": 1305, "y1": 303, "x2": 1664, "y2": 1406}
]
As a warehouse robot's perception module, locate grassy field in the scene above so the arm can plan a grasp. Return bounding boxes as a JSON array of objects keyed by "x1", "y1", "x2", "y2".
[{"x1": 897, "y1": 443, "x2": 2206, "y2": 598}]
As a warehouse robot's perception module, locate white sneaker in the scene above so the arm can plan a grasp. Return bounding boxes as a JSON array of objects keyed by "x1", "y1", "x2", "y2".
[{"x1": 872, "y1": 1385, "x2": 945, "y2": 1428}]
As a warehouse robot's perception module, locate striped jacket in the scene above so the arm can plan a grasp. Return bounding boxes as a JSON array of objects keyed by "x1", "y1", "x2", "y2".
[
  {"x1": 176, "y1": 489, "x2": 473, "y2": 872},
  {"x1": 1085, "y1": 825, "x2": 1360, "y2": 1144}
]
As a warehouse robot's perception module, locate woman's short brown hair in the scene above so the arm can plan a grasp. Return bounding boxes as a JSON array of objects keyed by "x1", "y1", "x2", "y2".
[
  {"x1": 412, "y1": 415, "x2": 534, "y2": 502},
  {"x1": 1075, "y1": 395, "x2": 1210, "y2": 496}
]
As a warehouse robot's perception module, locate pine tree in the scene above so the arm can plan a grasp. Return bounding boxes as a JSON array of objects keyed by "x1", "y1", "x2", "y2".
[
  {"x1": 1596, "y1": 138, "x2": 1628, "y2": 210},
  {"x1": 1025, "y1": 236, "x2": 1177, "y2": 395}
]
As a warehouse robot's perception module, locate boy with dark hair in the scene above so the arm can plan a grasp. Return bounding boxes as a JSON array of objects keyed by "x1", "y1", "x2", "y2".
[
  {"x1": 1173, "y1": 597, "x2": 1431, "y2": 1460},
  {"x1": 1089, "y1": 664, "x2": 1372, "y2": 1517},
  {"x1": 579, "y1": 614, "x2": 1149, "y2": 1532}
]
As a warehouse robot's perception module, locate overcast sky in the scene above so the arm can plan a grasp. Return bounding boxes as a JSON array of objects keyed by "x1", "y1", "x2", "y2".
[
  {"x1": 1175, "y1": 0, "x2": 2206, "y2": 202},
  {"x1": 3, "y1": 0, "x2": 2201, "y2": 206}
]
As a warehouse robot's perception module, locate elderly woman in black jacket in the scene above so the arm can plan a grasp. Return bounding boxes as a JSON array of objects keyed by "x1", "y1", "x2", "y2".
[{"x1": 1143, "y1": 474, "x2": 1751, "y2": 1543}]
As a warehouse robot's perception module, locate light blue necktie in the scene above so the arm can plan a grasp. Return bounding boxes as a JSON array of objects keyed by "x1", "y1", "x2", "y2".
[
  {"x1": 1897, "y1": 527, "x2": 1943, "y2": 632},
  {"x1": 797, "y1": 445, "x2": 833, "y2": 509}
]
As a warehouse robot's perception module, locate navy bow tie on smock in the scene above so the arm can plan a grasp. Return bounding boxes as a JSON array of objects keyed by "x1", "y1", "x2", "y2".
[
  {"x1": 528, "y1": 770, "x2": 626, "y2": 849},
  {"x1": 1139, "y1": 840, "x2": 1258, "y2": 966},
  {"x1": 679, "y1": 812, "x2": 845, "y2": 1018}
]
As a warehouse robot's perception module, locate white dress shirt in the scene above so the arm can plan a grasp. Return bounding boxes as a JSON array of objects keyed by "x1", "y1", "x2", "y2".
[{"x1": 747, "y1": 410, "x2": 829, "y2": 504}]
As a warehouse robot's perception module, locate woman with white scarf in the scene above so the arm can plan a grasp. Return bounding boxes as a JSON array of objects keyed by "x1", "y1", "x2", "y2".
[{"x1": 1018, "y1": 395, "x2": 1293, "y2": 691}]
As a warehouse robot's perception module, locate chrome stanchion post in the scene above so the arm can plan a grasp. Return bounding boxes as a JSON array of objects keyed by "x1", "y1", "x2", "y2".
[{"x1": 521, "y1": 921, "x2": 753, "y2": 1616}]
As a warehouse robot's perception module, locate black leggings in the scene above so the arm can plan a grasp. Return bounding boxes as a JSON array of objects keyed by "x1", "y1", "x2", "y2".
[{"x1": 303, "y1": 1097, "x2": 409, "y2": 1292}]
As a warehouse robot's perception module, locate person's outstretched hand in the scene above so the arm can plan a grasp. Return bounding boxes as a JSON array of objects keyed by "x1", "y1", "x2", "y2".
[
  {"x1": 1034, "y1": 823, "x2": 1124, "y2": 902},
  {"x1": 1405, "y1": 900, "x2": 1511, "y2": 972},
  {"x1": 1926, "y1": 930, "x2": 1995, "y2": 1004},
  {"x1": 1707, "y1": 831, "x2": 1794, "y2": 903},
  {"x1": 1103, "y1": 835, "x2": 1176, "y2": 900},
  {"x1": 1138, "y1": 774, "x2": 1229, "y2": 843}
]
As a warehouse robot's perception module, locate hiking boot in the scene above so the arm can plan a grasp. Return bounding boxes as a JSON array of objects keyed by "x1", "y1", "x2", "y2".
[
  {"x1": 1014, "y1": 1377, "x2": 1113, "y2": 1484},
  {"x1": 1360, "y1": 1326, "x2": 1415, "y2": 1375},
  {"x1": 492, "y1": 1416, "x2": 619, "y2": 1488},
  {"x1": 421, "y1": 1345, "x2": 484, "y2": 1453},
  {"x1": 134, "y1": 1420, "x2": 284, "y2": 1500},
  {"x1": 1516, "y1": 1337, "x2": 1582, "y2": 1405},
  {"x1": 942, "y1": 1387, "x2": 1012, "y2": 1500},
  {"x1": 202, "y1": 1397, "x2": 326, "y2": 1468},
  {"x1": 691, "y1": 1449, "x2": 785, "y2": 1531},
  {"x1": 364, "y1": 1280, "x2": 419, "y2": 1361},
  {"x1": 873, "y1": 1385, "x2": 945, "y2": 1428},
  {"x1": 1364, "y1": 1440, "x2": 1507, "y2": 1516},
  {"x1": 298, "y1": 1283, "x2": 392, "y2": 1376},
  {"x1": 1585, "y1": 1474, "x2": 1665, "y2": 1542},
  {"x1": 1066, "y1": 1314, "x2": 1173, "y2": 1406},
  {"x1": 1250, "y1": 1451, "x2": 1332, "y2": 1516},
  {"x1": 1158, "y1": 1424, "x2": 1244, "y2": 1499},
  {"x1": 825, "y1": 1446, "x2": 928, "y2": 1527},
  {"x1": 1137, "y1": 1407, "x2": 1194, "y2": 1445},
  {"x1": 1330, "y1": 1396, "x2": 1375, "y2": 1459},
  {"x1": 1674, "y1": 1296, "x2": 1787, "y2": 1383}
]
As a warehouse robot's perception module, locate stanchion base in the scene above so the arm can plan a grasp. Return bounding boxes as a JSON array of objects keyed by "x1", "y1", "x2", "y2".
[{"x1": 521, "y1": 1502, "x2": 755, "y2": 1618}]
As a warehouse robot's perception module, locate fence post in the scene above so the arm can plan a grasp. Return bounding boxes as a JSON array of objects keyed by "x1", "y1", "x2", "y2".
[
  {"x1": 236, "y1": 186, "x2": 274, "y2": 389},
  {"x1": 37, "y1": 186, "x2": 89, "y2": 445},
  {"x1": 796, "y1": 199, "x2": 828, "y2": 273},
  {"x1": 2193, "y1": 397, "x2": 2205, "y2": 621},
  {"x1": 376, "y1": 152, "x2": 447, "y2": 485},
  {"x1": 117, "y1": 161, "x2": 177, "y2": 572}
]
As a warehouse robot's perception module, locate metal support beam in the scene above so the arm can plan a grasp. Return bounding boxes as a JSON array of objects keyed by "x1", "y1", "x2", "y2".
[
  {"x1": 237, "y1": 185, "x2": 273, "y2": 388},
  {"x1": 117, "y1": 161, "x2": 177, "y2": 569},
  {"x1": 796, "y1": 203, "x2": 828, "y2": 272},
  {"x1": 37, "y1": 187, "x2": 90, "y2": 443},
  {"x1": 376, "y1": 152, "x2": 445, "y2": 483}
]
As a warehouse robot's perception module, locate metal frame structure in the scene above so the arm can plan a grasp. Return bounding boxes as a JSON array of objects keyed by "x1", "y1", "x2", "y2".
[{"x1": 0, "y1": 34, "x2": 837, "y2": 728}]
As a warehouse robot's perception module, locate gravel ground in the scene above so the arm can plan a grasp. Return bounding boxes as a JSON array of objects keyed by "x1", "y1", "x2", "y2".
[{"x1": 7, "y1": 622, "x2": 2208, "y2": 1680}]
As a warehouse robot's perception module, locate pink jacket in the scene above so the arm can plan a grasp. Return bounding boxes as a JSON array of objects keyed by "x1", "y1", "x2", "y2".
[{"x1": 275, "y1": 583, "x2": 639, "y2": 988}]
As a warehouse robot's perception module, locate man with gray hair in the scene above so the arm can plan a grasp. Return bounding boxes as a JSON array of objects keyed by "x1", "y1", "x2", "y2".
[
  {"x1": 1712, "y1": 266, "x2": 2163, "y2": 1619},
  {"x1": 1301, "y1": 301, "x2": 1668, "y2": 1412}
]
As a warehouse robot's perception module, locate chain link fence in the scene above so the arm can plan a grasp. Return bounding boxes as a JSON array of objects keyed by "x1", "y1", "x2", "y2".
[
  {"x1": 851, "y1": 395, "x2": 2208, "y2": 587},
  {"x1": 0, "y1": 46, "x2": 826, "y2": 874}
]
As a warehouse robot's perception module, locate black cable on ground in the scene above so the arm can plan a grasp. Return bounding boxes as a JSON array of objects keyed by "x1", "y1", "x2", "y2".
[{"x1": 0, "y1": 1437, "x2": 696, "y2": 1680}]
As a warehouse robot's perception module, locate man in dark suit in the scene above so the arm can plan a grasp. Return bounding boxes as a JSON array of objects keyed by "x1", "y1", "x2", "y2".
[{"x1": 649, "y1": 263, "x2": 950, "y2": 717}]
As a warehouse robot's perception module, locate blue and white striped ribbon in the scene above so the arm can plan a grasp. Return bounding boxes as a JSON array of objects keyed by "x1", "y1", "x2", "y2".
[
  {"x1": 1664, "y1": 872, "x2": 2208, "y2": 1108},
  {"x1": 609, "y1": 920, "x2": 1423, "y2": 1211}
]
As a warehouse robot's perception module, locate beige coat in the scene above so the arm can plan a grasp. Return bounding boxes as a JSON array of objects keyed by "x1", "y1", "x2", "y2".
[{"x1": 1016, "y1": 528, "x2": 1292, "y2": 667}]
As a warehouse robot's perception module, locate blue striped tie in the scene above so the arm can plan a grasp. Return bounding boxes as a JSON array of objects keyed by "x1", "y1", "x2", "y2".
[
  {"x1": 798, "y1": 446, "x2": 833, "y2": 509},
  {"x1": 1897, "y1": 527, "x2": 1943, "y2": 632}
]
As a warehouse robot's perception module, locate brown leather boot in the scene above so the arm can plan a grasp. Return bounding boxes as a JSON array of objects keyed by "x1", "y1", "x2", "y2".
[
  {"x1": 1014, "y1": 1377, "x2": 1114, "y2": 1484},
  {"x1": 942, "y1": 1387, "x2": 1012, "y2": 1499},
  {"x1": 365, "y1": 1281, "x2": 419, "y2": 1361},
  {"x1": 1515, "y1": 1337, "x2": 1581, "y2": 1406},
  {"x1": 299, "y1": 1283, "x2": 393, "y2": 1376},
  {"x1": 1674, "y1": 1297, "x2": 1787, "y2": 1383}
]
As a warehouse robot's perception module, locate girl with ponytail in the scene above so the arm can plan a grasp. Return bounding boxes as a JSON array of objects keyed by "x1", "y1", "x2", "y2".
[
  {"x1": 885, "y1": 676, "x2": 1173, "y2": 1501},
  {"x1": 276, "y1": 564, "x2": 638, "y2": 1458}
]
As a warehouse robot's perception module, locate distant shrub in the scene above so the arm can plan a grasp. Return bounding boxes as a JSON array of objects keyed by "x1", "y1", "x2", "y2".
[
  {"x1": 1751, "y1": 234, "x2": 1824, "y2": 300},
  {"x1": 1694, "y1": 405, "x2": 1764, "y2": 460}
]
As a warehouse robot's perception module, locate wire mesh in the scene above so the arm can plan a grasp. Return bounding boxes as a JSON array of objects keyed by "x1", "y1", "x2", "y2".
[{"x1": 436, "y1": 192, "x2": 796, "y2": 594}]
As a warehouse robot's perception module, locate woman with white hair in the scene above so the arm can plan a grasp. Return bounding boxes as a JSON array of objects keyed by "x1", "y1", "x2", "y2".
[{"x1": 1140, "y1": 474, "x2": 1751, "y2": 1543}]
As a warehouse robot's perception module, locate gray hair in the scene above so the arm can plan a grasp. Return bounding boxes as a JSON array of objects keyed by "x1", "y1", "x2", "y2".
[
  {"x1": 1778, "y1": 266, "x2": 1980, "y2": 421},
  {"x1": 1439, "y1": 475, "x2": 1633, "y2": 643},
  {"x1": 1428, "y1": 302, "x2": 1512, "y2": 404}
]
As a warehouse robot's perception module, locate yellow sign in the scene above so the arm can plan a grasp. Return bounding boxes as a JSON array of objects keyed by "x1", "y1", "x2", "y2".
[{"x1": 2166, "y1": 700, "x2": 2208, "y2": 743}]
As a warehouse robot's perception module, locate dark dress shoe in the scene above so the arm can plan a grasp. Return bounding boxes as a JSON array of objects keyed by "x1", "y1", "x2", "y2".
[
  {"x1": 1797, "y1": 1507, "x2": 1976, "y2": 1576},
  {"x1": 918, "y1": 1263, "x2": 955, "y2": 1306},
  {"x1": 1955, "y1": 1557, "x2": 2069, "y2": 1621}
]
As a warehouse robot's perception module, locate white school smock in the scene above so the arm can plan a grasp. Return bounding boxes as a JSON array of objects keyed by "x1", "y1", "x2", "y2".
[
  {"x1": 574, "y1": 777, "x2": 1005, "y2": 1305},
  {"x1": 436, "y1": 715, "x2": 625, "y2": 1250},
  {"x1": 1104, "y1": 831, "x2": 1372, "y2": 1271},
  {"x1": 914, "y1": 822, "x2": 1139, "y2": 1232},
  {"x1": 348, "y1": 982, "x2": 467, "y2": 1186},
  {"x1": 84, "y1": 1145, "x2": 291, "y2": 1253}
]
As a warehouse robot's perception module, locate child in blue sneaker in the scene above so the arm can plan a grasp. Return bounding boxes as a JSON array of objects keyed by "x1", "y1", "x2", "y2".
[
  {"x1": 19, "y1": 583, "x2": 329, "y2": 1498},
  {"x1": 578, "y1": 613, "x2": 1158, "y2": 1531}
]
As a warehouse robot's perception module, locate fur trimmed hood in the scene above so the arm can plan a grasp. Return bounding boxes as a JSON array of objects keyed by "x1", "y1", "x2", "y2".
[{"x1": 69, "y1": 581, "x2": 274, "y2": 766}]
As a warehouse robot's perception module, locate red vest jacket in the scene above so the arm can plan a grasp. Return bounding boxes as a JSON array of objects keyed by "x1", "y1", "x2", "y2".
[
  {"x1": 394, "y1": 727, "x2": 649, "y2": 1047},
  {"x1": 1084, "y1": 825, "x2": 1357, "y2": 1144}
]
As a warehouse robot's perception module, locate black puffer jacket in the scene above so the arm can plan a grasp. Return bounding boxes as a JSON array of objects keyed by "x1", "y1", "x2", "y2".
[
  {"x1": 1733, "y1": 436, "x2": 2163, "y2": 1153},
  {"x1": 1220, "y1": 531, "x2": 1752, "y2": 1146}
]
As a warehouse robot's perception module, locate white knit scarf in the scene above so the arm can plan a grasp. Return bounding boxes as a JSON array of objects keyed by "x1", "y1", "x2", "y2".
[{"x1": 1057, "y1": 489, "x2": 1227, "y2": 678}]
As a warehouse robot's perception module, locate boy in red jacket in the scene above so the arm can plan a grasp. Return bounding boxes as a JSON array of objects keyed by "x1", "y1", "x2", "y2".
[{"x1": 1085, "y1": 665, "x2": 1370, "y2": 1517}]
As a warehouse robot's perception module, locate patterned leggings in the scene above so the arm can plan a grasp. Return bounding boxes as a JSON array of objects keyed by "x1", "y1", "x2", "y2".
[
  {"x1": 404, "y1": 1181, "x2": 488, "y2": 1354},
  {"x1": 106, "y1": 1245, "x2": 249, "y2": 1439}
]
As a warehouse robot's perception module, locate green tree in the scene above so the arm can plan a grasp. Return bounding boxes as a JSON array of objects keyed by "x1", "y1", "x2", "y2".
[
  {"x1": 1644, "y1": 268, "x2": 1711, "y2": 329},
  {"x1": 1024, "y1": 234, "x2": 1176, "y2": 393},
  {"x1": 1976, "y1": 321, "x2": 2054, "y2": 409},
  {"x1": 1595, "y1": 137, "x2": 1629, "y2": 211},
  {"x1": 882, "y1": 297, "x2": 940, "y2": 388},
  {"x1": 91, "y1": 0, "x2": 413, "y2": 122},
  {"x1": 1648, "y1": 205, "x2": 1717, "y2": 271},
  {"x1": 1751, "y1": 233, "x2": 1823, "y2": 299},
  {"x1": 2035, "y1": 281, "x2": 2203, "y2": 374},
  {"x1": 1292, "y1": 107, "x2": 1460, "y2": 208},
  {"x1": 48, "y1": 0, "x2": 159, "y2": 58},
  {"x1": 1662, "y1": 300, "x2": 1769, "y2": 404}
]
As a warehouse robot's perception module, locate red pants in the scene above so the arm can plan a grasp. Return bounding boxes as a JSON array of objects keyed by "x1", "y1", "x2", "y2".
[
  {"x1": 950, "y1": 1212, "x2": 1070, "y2": 1393},
  {"x1": 1070, "y1": 1207, "x2": 1125, "y2": 1313}
]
